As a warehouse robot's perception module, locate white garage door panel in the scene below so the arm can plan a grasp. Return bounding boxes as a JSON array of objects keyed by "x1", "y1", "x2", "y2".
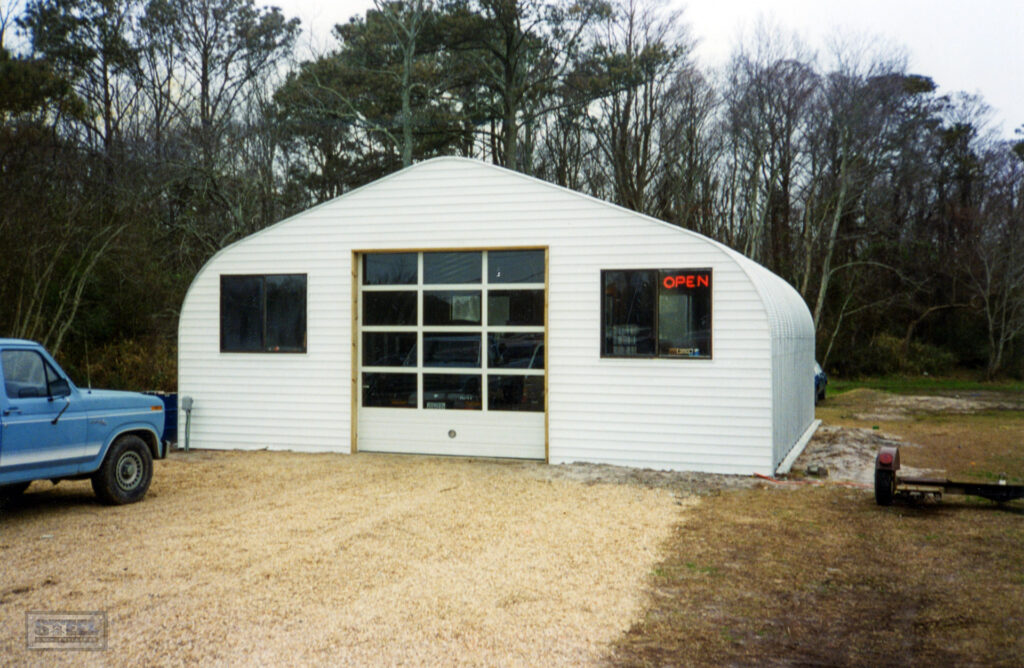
[{"x1": 359, "y1": 408, "x2": 545, "y2": 459}]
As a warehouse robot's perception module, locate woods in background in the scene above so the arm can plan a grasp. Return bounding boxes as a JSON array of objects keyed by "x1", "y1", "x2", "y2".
[{"x1": 1, "y1": 0, "x2": 1022, "y2": 387}]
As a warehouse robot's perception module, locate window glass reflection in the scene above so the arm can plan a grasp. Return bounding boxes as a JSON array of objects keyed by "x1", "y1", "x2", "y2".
[
  {"x1": 424, "y1": 290, "x2": 481, "y2": 325},
  {"x1": 488, "y1": 290, "x2": 543, "y2": 326},
  {"x1": 363, "y1": 332, "x2": 416, "y2": 367},
  {"x1": 424, "y1": 252, "x2": 481, "y2": 284},
  {"x1": 488, "y1": 375, "x2": 544, "y2": 412},
  {"x1": 423, "y1": 333, "x2": 481, "y2": 367},
  {"x1": 488, "y1": 250, "x2": 544, "y2": 283},
  {"x1": 364, "y1": 291, "x2": 417, "y2": 326},
  {"x1": 423, "y1": 374, "x2": 481, "y2": 410},
  {"x1": 364, "y1": 253, "x2": 417, "y2": 285},
  {"x1": 362, "y1": 372, "x2": 417, "y2": 408},
  {"x1": 601, "y1": 270, "x2": 656, "y2": 356},
  {"x1": 489, "y1": 333, "x2": 544, "y2": 369}
]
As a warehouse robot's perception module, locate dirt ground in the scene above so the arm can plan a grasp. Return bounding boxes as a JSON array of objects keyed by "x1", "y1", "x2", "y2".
[
  {"x1": 2, "y1": 387, "x2": 1020, "y2": 665},
  {"x1": 792, "y1": 423, "x2": 912, "y2": 484},
  {"x1": 841, "y1": 389, "x2": 1024, "y2": 422},
  {"x1": 1, "y1": 453, "x2": 683, "y2": 666},
  {"x1": 811, "y1": 388, "x2": 1024, "y2": 485}
]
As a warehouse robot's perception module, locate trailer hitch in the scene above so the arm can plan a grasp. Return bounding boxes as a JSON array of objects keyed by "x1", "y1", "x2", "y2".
[{"x1": 875, "y1": 445, "x2": 1024, "y2": 506}]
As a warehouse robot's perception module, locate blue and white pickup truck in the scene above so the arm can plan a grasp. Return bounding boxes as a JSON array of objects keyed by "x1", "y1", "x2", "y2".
[{"x1": 0, "y1": 339, "x2": 166, "y2": 505}]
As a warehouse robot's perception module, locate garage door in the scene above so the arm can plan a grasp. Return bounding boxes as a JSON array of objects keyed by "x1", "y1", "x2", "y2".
[{"x1": 356, "y1": 249, "x2": 546, "y2": 459}]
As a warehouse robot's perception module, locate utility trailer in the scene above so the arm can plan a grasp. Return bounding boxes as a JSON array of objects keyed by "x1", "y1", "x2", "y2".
[{"x1": 874, "y1": 445, "x2": 1024, "y2": 506}]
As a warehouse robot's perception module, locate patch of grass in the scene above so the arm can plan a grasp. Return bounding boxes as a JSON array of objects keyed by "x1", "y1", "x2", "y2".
[
  {"x1": 894, "y1": 411, "x2": 1024, "y2": 482},
  {"x1": 830, "y1": 376, "x2": 1024, "y2": 395},
  {"x1": 683, "y1": 561, "x2": 718, "y2": 576},
  {"x1": 815, "y1": 390, "x2": 1024, "y2": 482},
  {"x1": 610, "y1": 389, "x2": 1024, "y2": 666},
  {"x1": 610, "y1": 486, "x2": 1024, "y2": 666}
]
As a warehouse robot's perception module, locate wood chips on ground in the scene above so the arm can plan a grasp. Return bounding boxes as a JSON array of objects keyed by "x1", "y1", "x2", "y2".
[{"x1": 1, "y1": 451, "x2": 685, "y2": 666}]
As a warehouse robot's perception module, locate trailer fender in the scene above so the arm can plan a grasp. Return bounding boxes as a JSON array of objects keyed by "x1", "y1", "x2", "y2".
[{"x1": 875, "y1": 445, "x2": 900, "y2": 472}]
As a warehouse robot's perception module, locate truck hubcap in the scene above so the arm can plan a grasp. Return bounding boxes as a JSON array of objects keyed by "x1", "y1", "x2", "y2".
[{"x1": 117, "y1": 452, "x2": 144, "y2": 491}]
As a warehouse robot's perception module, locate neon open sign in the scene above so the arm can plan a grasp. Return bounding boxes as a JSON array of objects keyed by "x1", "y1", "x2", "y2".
[{"x1": 662, "y1": 273, "x2": 710, "y2": 290}]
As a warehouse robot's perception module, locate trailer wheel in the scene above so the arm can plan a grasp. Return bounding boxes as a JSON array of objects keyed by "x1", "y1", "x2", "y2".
[
  {"x1": 874, "y1": 469, "x2": 895, "y2": 506},
  {"x1": 91, "y1": 435, "x2": 153, "y2": 505}
]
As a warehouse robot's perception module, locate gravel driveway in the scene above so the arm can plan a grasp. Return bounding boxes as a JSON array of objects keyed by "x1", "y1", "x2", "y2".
[{"x1": 1, "y1": 451, "x2": 681, "y2": 665}]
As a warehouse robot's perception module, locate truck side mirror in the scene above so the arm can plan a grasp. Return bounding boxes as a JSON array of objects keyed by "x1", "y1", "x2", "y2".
[{"x1": 48, "y1": 378, "x2": 71, "y2": 398}]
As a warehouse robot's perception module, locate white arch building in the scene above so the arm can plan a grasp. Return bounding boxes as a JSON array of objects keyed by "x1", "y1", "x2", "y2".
[{"x1": 178, "y1": 158, "x2": 819, "y2": 475}]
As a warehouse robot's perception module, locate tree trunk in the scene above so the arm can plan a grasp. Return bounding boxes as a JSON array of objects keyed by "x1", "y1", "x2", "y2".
[
  {"x1": 503, "y1": 100, "x2": 517, "y2": 169},
  {"x1": 401, "y1": 45, "x2": 414, "y2": 167},
  {"x1": 813, "y1": 145, "x2": 849, "y2": 330}
]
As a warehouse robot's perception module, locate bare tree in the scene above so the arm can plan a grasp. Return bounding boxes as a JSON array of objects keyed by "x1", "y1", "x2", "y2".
[
  {"x1": 802, "y1": 41, "x2": 910, "y2": 332},
  {"x1": 655, "y1": 66, "x2": 719, "y2": 234},
  {"x1": 586, "y1": 0, "x2": 694, "y2": 215},
  {"x1": 969, "y1": 144, "x2": 1024, "y2": 377},
  {"x1": 19, "y1": 0, "x2": 145, "y2": 157},
  {"x1": 445, "y1": 0, "x2": 606, "y2": 170},
  {"x1": 718, "y1": 22, "x2": 817, "y2": 273},
  {"x1": 374, "y1": 0, "x2": 433, "y2": 167}
]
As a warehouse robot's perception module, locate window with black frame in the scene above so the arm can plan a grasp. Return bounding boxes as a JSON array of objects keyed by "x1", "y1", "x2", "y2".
[
  {"x1": 220, "y1": 274, "x2": 307, "y2": 353},
  {"x1": 360, "y1": 250, "x2": 546, "y2": 412},
  {"x1": 601, "y1": 269, "x2": 711, "y2": 359}
]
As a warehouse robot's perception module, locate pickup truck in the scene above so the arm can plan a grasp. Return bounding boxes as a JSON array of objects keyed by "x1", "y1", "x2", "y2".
[{"x1": 0, "y1": 339, "x2": 166, "y2": 505}]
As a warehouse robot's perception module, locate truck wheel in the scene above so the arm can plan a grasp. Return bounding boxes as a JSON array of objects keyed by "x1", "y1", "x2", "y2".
[
  {"x1": 92, "y1": 435, "x2": 153, "y2": 505},
  {"x1": 874, "y1": 469, "x2": 895, "y2": 506}
]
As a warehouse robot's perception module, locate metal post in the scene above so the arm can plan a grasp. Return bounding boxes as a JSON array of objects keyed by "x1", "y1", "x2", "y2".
[{"x1": 181, "y1": 396, "x2": 193, "y2": 454}]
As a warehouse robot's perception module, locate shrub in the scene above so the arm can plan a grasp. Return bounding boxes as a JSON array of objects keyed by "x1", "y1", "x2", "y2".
[
  {"x1": 58, "y1": 338, "x2": 177, "y2": 392},
  {"x1": 862, "y1": 333, "x2": 957, "y2": 376}
]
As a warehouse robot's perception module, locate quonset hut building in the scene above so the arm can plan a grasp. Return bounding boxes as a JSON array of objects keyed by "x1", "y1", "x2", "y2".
[{"x1": 178, "y1": 158, "x2": 819, "y2": 475}]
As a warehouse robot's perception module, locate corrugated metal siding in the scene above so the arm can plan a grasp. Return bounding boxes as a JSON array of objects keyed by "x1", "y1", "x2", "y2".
[
  {"x1": 733, "y1": 258, "x2": 816, "y2": 469},
  {"x1": 178, "y1": 157, "x2": 811, "y2": 474}
]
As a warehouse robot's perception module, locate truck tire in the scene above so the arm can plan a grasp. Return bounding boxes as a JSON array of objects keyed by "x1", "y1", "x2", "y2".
[
  {"x1": 91, "y1": 435, "x2": 153, "y2": 505},
  {"x1": 874, "y1": 469, "x2": 895, "y2": 506}
]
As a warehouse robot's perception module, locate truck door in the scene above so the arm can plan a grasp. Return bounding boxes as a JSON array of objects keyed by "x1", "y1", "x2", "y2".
[{"x1": 0, "y1": 349, "x2": 87, "y2": 474}]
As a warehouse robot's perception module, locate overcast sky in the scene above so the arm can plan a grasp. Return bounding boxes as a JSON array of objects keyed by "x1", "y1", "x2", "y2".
[{"x1": 285, "y1": 0, "x2": 1023, "y2": 139}]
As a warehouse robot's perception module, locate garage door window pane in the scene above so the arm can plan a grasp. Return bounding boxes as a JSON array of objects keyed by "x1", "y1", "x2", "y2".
[
  {"x1": 423, "y1": 374, "x2": 481, "y2": 410},
  {"x1": 362, "y1": 372, "x2": 417, "y2": 407},
  {"x1": 363, "y1": 332, "x2": 416, "y2": 367},
  {"x1": 601, "y1": 270, "x2": 656, "y2": 356},
  {"x1": 364, "y1": 253, "x2": 417, "y2": 285},
  {"x1": 488, "y1": 333, "x2": 544, "y2": 369},
  {"x1": 489, "y1": 250, "x2": 544, "y2": 283},
  {"x1": 424, "y1": 252, "x2": 481, "y2": 284},
  {"x1": 423, "y1": 333, "x2": 480, "y2": 367},
  {"x1": 424, "y1": 290, "x2": 481, "y2": 325},
  {"x1": 488, "y1": 375, "x2": 544, "y2": 412},
  {"x1": 266, "y1": 275, "x2": 307, "y2": 352},
  {"x1": 488, "y1": 290, "x2": 543, "y2": 326},
  {"x1": 364, "y1": 291, "x2": 417, "y2": 325},
  {"x1": 221, "y1": 276, "x2": 263, "y2": 352}
]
